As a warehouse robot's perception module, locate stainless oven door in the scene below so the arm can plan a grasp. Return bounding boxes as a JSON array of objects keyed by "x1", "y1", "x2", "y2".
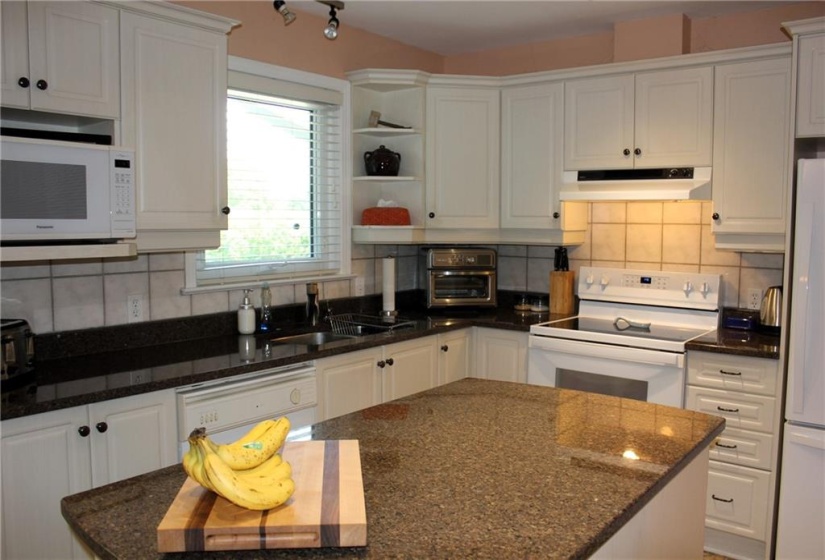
[
  {"x1": 527, "y1": 335, "x2": 685, "y2": 407},
  {"x1": 427, "y1": 270, "x2": 496, "y2": 307}
]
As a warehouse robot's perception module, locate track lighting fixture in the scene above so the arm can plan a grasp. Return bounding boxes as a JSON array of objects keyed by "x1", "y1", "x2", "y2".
[
  {"x1": 324, "y1": 6, "x2": 339, "y2": 40},
  {"x1": 273, "y1": 0, "x2": 296, "y2": 26}
]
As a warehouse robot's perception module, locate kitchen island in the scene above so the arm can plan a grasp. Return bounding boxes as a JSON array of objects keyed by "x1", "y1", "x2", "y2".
[{"x1": 62, "y1": 378, "x2": 724, "y2": 559}]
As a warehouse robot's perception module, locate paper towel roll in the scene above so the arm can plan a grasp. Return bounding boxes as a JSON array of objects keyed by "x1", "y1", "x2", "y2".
[{"x1": 382, "y1": 256, "x2": 396, "y2": 312}]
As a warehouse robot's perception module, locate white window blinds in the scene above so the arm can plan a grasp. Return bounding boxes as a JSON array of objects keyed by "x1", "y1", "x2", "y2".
[{"x1": 193, "y1": 68, "x2": 344, "y2": 286}]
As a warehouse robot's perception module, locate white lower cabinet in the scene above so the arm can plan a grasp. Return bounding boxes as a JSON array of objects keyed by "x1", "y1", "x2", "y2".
[
  {"x1": 0, "y1": 389, "x2": 177, "y2": 560},
  {"x1": 686, "y1": 350, "x2": 781, "y2": 560},
  {"x1": 316, "y1": 336, "x2": 440, "y2": 421},
  {"x1": 472, "y1": 328, "x2": 528, "y2": 383},
  {"x1": 438, "y1": 328, "x2": 471, "y2": 385}
]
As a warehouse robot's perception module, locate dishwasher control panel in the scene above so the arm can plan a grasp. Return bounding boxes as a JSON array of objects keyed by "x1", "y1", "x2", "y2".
[{"x1": 176, "y1": 365, "x2": 317, "y2": 442}]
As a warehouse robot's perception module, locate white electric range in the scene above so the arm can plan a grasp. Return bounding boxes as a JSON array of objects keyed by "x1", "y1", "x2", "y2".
[{"x1": 528, "y1": 266, "x2": 722, "y2": 407}]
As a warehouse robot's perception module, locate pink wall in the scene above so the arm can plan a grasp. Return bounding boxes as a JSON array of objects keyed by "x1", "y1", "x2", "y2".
[{"x1": 180, "y1": 1, "x2": 825, "y2": 78}]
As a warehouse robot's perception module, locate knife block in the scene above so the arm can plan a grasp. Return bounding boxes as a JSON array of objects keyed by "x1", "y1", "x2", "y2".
[{"x1": 549, "y1": 271, "x2": 576, "y2": 315}]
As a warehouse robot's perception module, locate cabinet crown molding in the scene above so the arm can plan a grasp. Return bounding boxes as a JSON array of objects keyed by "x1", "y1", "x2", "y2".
[
  {"x1": 782, "y1": 16, "x2": 825, "y2": 37},
  {"x1": 94, "y1": 0, "x2": 239, "y2": 33}
]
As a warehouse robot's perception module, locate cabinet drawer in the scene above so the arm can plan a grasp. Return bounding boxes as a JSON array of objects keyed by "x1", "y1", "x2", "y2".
[
  {"x1": 686, "y1": 386, "x2": 776, "y2": 433},
  {"x1": 688, "y1": 351, "x2": 778, "y2": 396},
  {"x1": 706, "y1": 460, "x2": 771, "y2": 541},
  {"x1": 710, "y1": 427, "x2": 774, "y2": 470}
]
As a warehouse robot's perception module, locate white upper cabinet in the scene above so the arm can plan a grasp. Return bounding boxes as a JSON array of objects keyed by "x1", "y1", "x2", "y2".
[
  {"x1": 564, "y1": 67, "x2": 713, "y2": 170},
  {"x1": 795, "y1": 32, "x2": 825, "y2": 137},
  {"x1": 711, "y1": 57, "x2": 792, "y2": 251},
  {"x1": 426, "y1": 85, "x2": 500, "y2": 229},
  {"x1": 0, "y1": 1, "x2": 120, "y2": 118},
  {"x1": 120, "y1": 8, "x2": 235, "y2": 252}
]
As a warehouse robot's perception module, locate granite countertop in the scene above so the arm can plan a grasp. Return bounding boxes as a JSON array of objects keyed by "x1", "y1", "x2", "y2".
[
  {"x1": 61, "y1": 378, "x2": 726, "y2": 560},
  {"x1": 1, "y1": 290, "x2": 780, "y2": 421}
]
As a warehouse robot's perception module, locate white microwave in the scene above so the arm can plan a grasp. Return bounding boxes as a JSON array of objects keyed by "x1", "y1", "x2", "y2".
[{"x1": 0, "y1": 136, "x2": 136, "y2": 243}]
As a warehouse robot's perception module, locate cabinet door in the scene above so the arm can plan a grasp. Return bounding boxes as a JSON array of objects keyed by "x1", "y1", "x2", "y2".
[
  {"x1": 564, "y1": 74, "x2": 635, "y2": 170},
  {"x1": 706, "y1": 460, "x2": 771, "y2": 541},
  {"x1": 438, "y1": 329, "x2": 471, "y2": 385},
  {"x1": 796, "y1": 34, "x2": 825, "y2": 137},
  {"x1": 501, "y1": 82, "x2": 565, "y2": 229},
  {"x1": 26, "y1": 1, "x2": 120, "y2": 118},
  {"x1": 0, "y1": 1, "x2": 30, "y2": 109},
  {"x1": 634, "y1": 67, "x2": 713, "y2": 168},
  {"x1": 712, "y1": 58, "x2": 792, "y2": 242},
  {"x1": 1, "y1": 407, "x2": 93, "y2": 560},
  {"x1": 120, "y1": 12, "x2": 228, "y2": 250},
  {"x1": 426, "y1": 86, "x2": 500, "y2": 228},
  {"x1": 382, "y1": 337, "x2": 439, "y2": 401},
  {"x1": 474, "y1": 328, "x2": 528, "y2": 383},
  {"x1": 316, "y1": 347, "x2": 383, "y2": 421},
  {"x1": 88, "y1": 390, "x2": 178, "y2": 486}
]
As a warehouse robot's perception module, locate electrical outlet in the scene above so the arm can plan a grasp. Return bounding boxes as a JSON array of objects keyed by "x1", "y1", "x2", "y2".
[
  {"x1": 354, "y1": 277, "x2": 365, "y2": 296},
  {"x1": 130, "y1": 371, "x2": 150, "y2": 385},
  {"x1": 127, "y1": 294, "x2": 144, "y2": 323},
  {"x1": 747, "y1": 288, "x2": 762, "y2": 310}
]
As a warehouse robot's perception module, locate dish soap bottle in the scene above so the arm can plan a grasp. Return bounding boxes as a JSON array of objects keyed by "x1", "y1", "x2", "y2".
[
  {"x1": 260, "y1": 283, "x2": 272, "y2": 332},
  {"x1": 237, "y1": 289, "x2": 255, "y2": 334}
]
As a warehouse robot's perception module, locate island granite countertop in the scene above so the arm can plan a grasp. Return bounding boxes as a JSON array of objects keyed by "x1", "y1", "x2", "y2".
[{"x1": 62, "y1": 378, "x2": 725, "y2": 560}]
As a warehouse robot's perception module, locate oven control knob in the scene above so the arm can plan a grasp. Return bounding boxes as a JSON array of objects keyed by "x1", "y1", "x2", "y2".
[
  {"x1": 585, "y1": 274, "x2": 594, "y2": 287},
  {"x1": 700, "y1": 282, "x2": 711, "y2": 296},
  {"x1": 600, "y1": 276, "x2": 610, "y2": 288},
  {"x1": 683, "y1": 281, "x2": 693, "y2": 295}
]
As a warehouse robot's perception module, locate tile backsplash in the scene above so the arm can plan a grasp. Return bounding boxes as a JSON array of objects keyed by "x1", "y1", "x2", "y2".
[{"x1": 2, "y1": 201, "x2": 783, "y2": 334}]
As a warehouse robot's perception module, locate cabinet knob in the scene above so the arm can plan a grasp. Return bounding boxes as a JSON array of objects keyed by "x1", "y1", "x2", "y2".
[
  {"x1": 78, "y1": 425, "x2": 91, "y2": 437},
  {"x1": 221, "y1": 206, "x2": 231, "y2": 215},
  {"x1": 552, "y1": 212, "x2": 560, "y2": 219},
  {"x1": 634, "y1": 148, "x2": 642, "y2": 156},
  {"x1": 385, "y1": 357, "x2": 394, "y2": 366},
  {"x1": 377, "y1": 360, "x2": 385, "y2": 368},
  {"x1": 36, "y1": 79, "x2": 48, "y2": 91},
  {"x1": 623, "y1": 148, "x2": 631, "y2": 156},
  {"x1": 428, "y1": 212, "x2": 435, "y2": 219},
  {"x1": 95, "y1": 422, "x2": 108, "y2": 433},
  {"x1": 17, "y1": 77, "x2": 29, "y2": 88},
  {"x1": 441, "y1": 344, "x2": 449, "y2": 352},
  {"x1": 712, "y1": 212, "x2": 720, "y2": 220}
]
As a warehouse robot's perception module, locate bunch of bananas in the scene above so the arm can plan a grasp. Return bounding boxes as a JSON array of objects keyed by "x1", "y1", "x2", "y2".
[{"x1": 182, "y1": 417, "x2": 295, "y2": 511}]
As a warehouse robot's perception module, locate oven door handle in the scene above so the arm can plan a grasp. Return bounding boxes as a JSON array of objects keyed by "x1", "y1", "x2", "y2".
[{"x1": 529, "y1": 336, "x2": 684, "y2": 367}]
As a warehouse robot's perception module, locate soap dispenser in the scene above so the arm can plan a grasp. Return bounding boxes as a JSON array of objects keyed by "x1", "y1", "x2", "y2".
[
  {"x1": 260, "y1": 283, "x2": 272, "y2": 332},
  {"x1": 238, "y1": 289, "x2": 255, "y2": 334}
]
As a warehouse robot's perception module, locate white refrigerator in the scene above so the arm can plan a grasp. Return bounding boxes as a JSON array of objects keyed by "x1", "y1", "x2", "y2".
[{"x1": 775, "y1": 158, "x2": 825, "y2": 558}]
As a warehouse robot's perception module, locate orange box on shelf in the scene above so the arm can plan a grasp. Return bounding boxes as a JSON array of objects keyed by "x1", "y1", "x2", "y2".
[{"x1": 361, "y1": 207, "x2": 411, "y2": 226}]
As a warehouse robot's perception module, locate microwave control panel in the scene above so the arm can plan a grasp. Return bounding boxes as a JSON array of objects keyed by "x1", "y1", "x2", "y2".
[{"x1": 110, "y1": 149, "x2": 136, "y2": 238}]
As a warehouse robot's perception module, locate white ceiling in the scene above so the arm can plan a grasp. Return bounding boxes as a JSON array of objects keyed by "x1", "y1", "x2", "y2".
[{"x1": 290, "y1": 1, "x2": 790, "y2": 55}]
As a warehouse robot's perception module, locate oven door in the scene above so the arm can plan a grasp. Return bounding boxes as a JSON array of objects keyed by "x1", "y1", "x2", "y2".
[
  {"x1": 527, "y1": 335, "x2": 685, "y2": 407},
  {"x1": 427, "y1": 270, "x2": 496, "y2": 308}
]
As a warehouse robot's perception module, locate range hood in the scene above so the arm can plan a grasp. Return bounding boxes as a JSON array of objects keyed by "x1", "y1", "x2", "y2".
[{"x1": 560, "y1": 167, "x2": 711, "y2": 201}]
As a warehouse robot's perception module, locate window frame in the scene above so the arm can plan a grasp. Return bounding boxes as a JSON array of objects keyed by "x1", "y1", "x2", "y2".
[{"x1": 184, "y1": 56, "x2": 352, "y2": 293}]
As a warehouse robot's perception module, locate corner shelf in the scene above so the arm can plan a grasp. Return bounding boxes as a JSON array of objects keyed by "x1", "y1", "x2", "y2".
[{"x1": 353, "y1": 127, "x2": 422, "y2": 137}]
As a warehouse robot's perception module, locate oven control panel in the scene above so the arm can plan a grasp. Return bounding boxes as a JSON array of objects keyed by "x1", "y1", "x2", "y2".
[{"x1": 577, "y1": 266, "x2": 722, "y2": 310}]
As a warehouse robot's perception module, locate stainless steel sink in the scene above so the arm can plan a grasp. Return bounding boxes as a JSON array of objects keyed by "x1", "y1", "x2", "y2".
[{"x1": 270, "y1": 331, "x2": 357, "y2": 346}]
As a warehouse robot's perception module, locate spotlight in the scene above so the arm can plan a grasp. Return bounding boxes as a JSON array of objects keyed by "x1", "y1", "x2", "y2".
[
  {"x1": 324, "y1": 6, "x2": 339, "y2": 40},
  {"x1": 273, "y1": 0, "x2": 296, "y2": 26}
]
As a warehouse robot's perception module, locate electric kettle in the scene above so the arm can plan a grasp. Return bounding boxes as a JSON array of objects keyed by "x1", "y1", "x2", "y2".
[{"x1": 759, "y1": 286, "x2": 782, "y2": 333}]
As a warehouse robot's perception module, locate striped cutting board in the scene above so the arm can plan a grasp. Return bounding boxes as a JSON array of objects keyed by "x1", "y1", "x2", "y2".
[{"x1": 157, "y1": 440, "x2": 367, "y2": 552}]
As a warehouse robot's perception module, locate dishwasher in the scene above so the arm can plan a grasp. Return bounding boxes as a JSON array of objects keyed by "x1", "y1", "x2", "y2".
[{"x1": 176, "y1": 362, "x2": 317, "y2": 459}]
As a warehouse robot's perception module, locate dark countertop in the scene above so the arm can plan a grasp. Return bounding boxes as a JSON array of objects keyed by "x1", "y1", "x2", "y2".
[
  {"x1": 61, "y1": 378, "x2": 726, "y2": 560},
  {"x1": 686, "y1": 328, "x2": 780, "y2": 360},
  {"x1": 1, "y1": 291, "x2": 780, "y2": 421}
]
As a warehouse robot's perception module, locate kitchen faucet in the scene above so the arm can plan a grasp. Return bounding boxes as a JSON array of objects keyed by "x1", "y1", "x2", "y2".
[{"x1": 306, "y1": 282, "x2": 320, "y2": 325}]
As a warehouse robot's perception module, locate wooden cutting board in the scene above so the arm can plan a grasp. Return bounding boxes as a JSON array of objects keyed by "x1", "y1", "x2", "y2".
[{"x1": 157, "y1": 440, "x2": 367, "y2": 552}]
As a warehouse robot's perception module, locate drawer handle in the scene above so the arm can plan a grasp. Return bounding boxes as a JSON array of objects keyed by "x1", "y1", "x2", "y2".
[
  {"x1": 719, "y1": 369, "x2": 742, "y2": 376},
  {"x1": 717, "y1": 406, "x2": 740, "y2": 413},
  {"x1": 715, "y1": 442, "x2": 738, "y2": 449},
  {"x1": 712, "y1": 494, "x2": 734, "y2": 503}
]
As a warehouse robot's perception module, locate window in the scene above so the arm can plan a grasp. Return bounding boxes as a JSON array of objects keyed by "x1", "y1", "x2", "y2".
[{"x1": 187, "y1": 58, "x2": 349, "y2": 288}]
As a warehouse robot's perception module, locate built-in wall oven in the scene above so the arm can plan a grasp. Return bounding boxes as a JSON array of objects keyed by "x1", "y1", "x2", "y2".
[
  {"x1": 421, "y1": 247, "x2": 497, "y2": 308},
  {"x1": 528, "y1": 267, "x2": 722, "y2": 407}
]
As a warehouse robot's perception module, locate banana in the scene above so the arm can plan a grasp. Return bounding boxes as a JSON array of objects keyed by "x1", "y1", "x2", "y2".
[
  {"x1": 242, "y1": 453, "x2": 292, "y2": 483},
  {"x1": 210, "y1": 417, "x2": 291, "y2": 471},
  {"x1": 183, "y1": 433, "x2": 214, "y2": 491},
  {"x1": 197, "y1": 437, "x2": 295, "y2": 511}
]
